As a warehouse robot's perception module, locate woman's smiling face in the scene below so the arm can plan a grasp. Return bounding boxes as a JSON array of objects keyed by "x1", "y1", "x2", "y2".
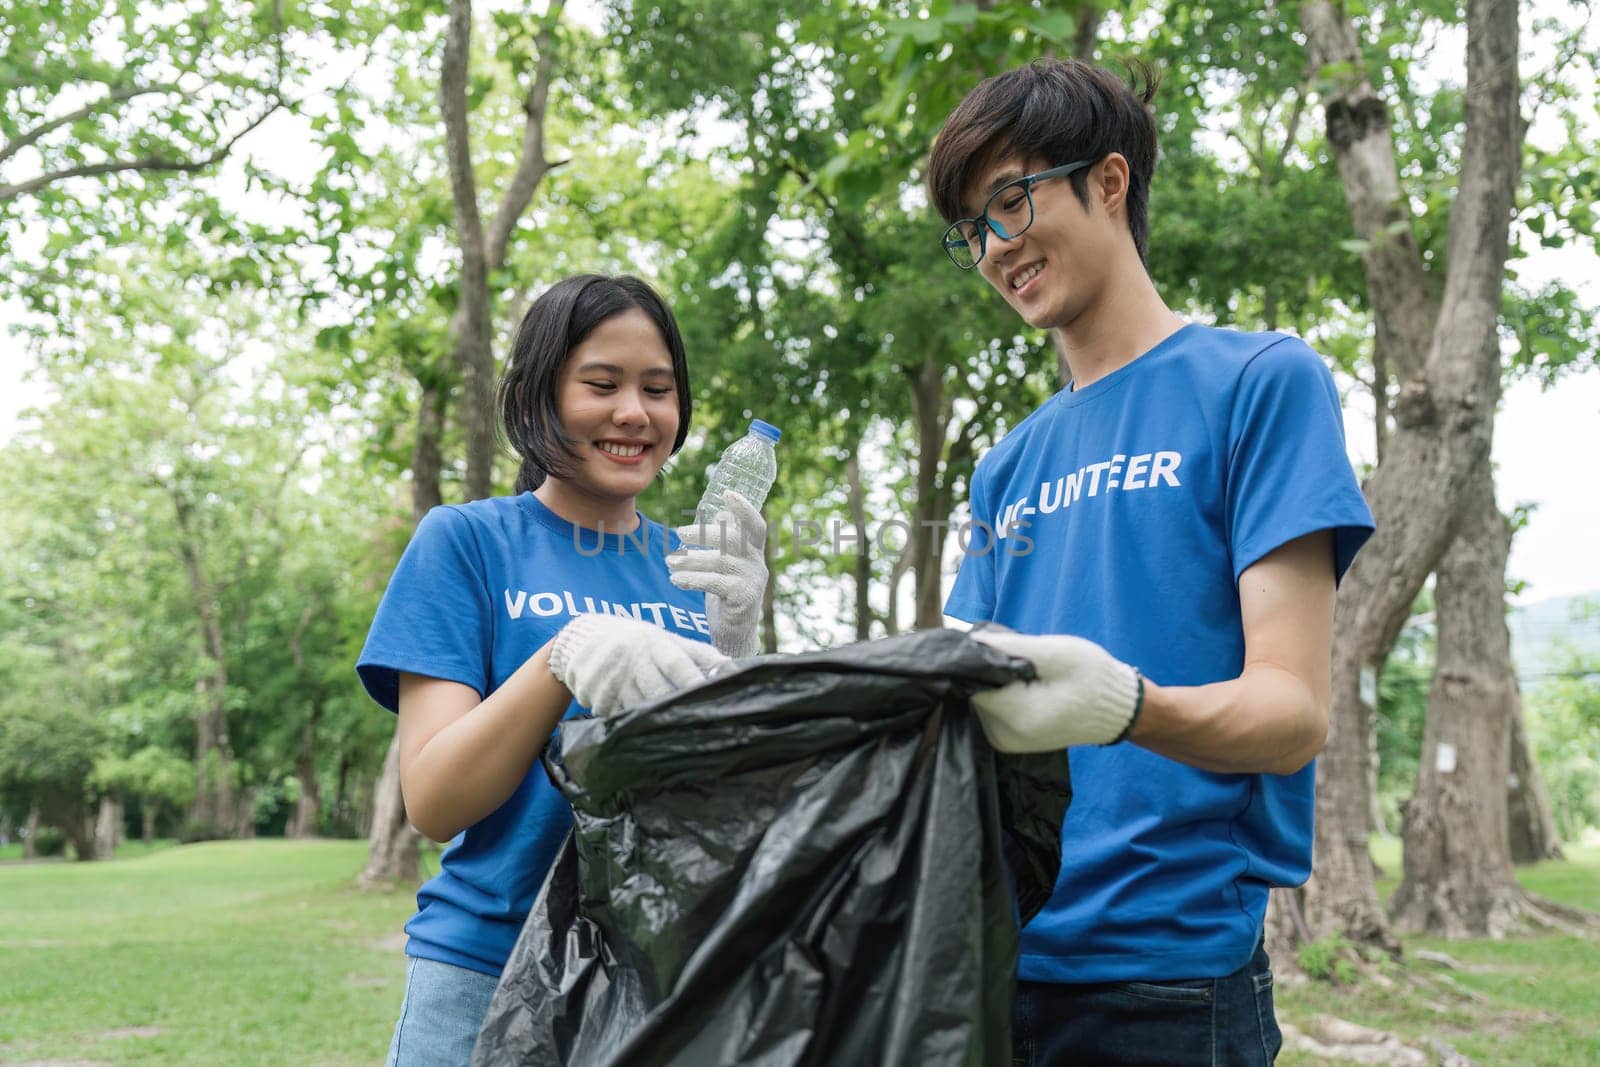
[{"x1": 539, "y1": 308, "x2": 681, "y2": 527}]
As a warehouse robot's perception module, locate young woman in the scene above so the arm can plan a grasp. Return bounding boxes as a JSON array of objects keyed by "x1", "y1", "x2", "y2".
[{"x1": 357, "y1": 274, "x2": 766, "y2": 1066}]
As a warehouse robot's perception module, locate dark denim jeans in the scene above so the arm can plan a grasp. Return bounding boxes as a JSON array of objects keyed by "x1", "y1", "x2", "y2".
[{"x1": 1011, "y1": 941, "x2": 1282, "y2": 1066}]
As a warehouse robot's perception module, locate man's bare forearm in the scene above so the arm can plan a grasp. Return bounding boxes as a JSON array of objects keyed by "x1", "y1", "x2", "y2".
[{"x1": 1130, "y1": 663, "x2": 1328, "y2": 775}]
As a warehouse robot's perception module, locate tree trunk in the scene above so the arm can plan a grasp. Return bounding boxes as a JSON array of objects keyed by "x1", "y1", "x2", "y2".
[
  {"x1": 63, "y1": 807, "x2": 96, "y2": 861},
  {"x1": 22, "y1": 806, "x2": 39, "y2": 859},
  {"x1": 441, "y1": 0, "x2": 495, "y2": 501},
  {"x1": 1507, "y1": 704, "x2": 1563, "y2": 863},
  {"x1": 358, "y1": 392, "x2": 443, "y2": 885},
  {"x1": 441, "y1": 0, "x2": 567, "y2": 502},
  {"x1": 358, "y1": 387, "x2": 446, "y2": 881},
  {"x1": 846, "y1": 448, "x2": 873, "y2": 641},
  {"x1": 355, "y1": 774, "x2": 376, "y2": 837},
  {"x1": 882, "y1": 515, "x2": 915, "y2": 638},
  {"x1": 142, "y1": 804, "x2": 156, "y2": 845},
  {"x1": 411, "y1": 386, "x2": 446, "y2": 519},
  {"x1": 359, "y1": 731, "x2": 422, "y2": 888},
  {"x1": 761, "y1": 520, "x2": 779, "y2": 653},
  {"x1": 1265, "y1": 889, "x2": 1313, "y2": 977},
  {"x1": 234, "y1": 787, "x2": 257, "y2": 839},
  {"x1": 1390, "y1": 467, "x2": 1522, "y2": 935},
  {"x1": 1367, "y1": 705, "x2": 1386, "y2": 836},
  {"x1": 171, "y1": 490, "x2": 237, "y2": 839},
  {"x1": 93, "y1": 796, "x2": 121, "y2": 859},
  {"x1": 291, "y1": 714, "x2": 322, "y2": 839},
  {"x1": 1372, "y1": 346, "x2": 1390, "y2": 464},
  {"x1": 334, "y1": 750, "x2": 351, "y2": 814},
  {"x1": 907, "y1": 358, "x2": 950, "y2": 630},
  {"x1": 287, "y1": 605, "x2": 324, "y2": 840},
  {"x1": 362, "y1": 0, "x2": 562, "y2": 886},
  {"x1": 1073, "y1": 2, "x2": 1100, "y2": 62},
  {"x1": 914, "y1": 501, "x2": 959, "y2": 631},
  {"x1": 1391, "y1": 467, "x2": 1596, "y2": 936},
  {"x1": 356, "y1": 723, "x2": 419, "y2": 889},
  {"x1": 1298, "y1": 0, "x2": 1521, "y2": 952},
  {"x1": 905, "y1": 355, "x2": 987, "y2": 634},
  {"x1": 190, "y1": 673, "x2": 236, "y2": 840}
]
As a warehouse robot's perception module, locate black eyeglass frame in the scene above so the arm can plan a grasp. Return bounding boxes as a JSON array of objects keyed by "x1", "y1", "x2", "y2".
[{"x1": 940, "y1": 159, "x2": 1095, "y2": 270}]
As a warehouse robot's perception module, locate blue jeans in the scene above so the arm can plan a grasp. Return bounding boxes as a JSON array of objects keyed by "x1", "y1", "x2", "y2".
[
  {"x1": 385, "y1": 957, "x2": 500, "y2": 1067},
  {"x1": 1012, "y1": 941, "x2": 1282, "y2": 1065}
]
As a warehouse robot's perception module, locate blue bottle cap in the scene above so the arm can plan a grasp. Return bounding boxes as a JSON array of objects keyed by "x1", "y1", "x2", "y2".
[{"x1": 749, "y1": 418, "x2": 782, "y2": 442}]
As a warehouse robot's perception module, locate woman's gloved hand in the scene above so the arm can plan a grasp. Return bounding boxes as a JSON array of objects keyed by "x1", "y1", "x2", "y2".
[
  {"x1": 548, "y1": 614, "x2": 729, "y2": 717},
  {"x1": 667, "y1": 490, "x2": 768, "y2": 658}
]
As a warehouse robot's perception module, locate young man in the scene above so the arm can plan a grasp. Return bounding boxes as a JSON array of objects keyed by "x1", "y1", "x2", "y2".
[{"x1": 927, "y1": 60, "x2": 1375, "y2": 1063}]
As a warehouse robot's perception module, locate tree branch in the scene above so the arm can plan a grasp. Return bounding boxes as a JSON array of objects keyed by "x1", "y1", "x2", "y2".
[
  {"x1": 934, "y1": 387, "x2": 992, "y2": 526},
  {"x1": 1276, "y1": 85, "x2": 1308, "y2": 174},
  {"x1": 1227, "y1": 127, "x2": 1270, "y2": 178},
  {"x1": 948, "y1": 402, "x2": 986, "y2": 474},
  {"x1": 0, "y1": 83, "x2": 186, "y2": 168},
  {"x1": 1, "y1": 0, "x2": 288, "y2": 203},
  {"x1": 1074, "y1": 2, "x2": 1101, "y2": 62},
  {"x1": 231, "y1": 441, "x2": 309, "y2": 638},
  {"x1": 1526, "y1": 24, "x2": 1590, "y2": 123},
  {"x1": 885, "y1": 526, "x2": 915, "y2": 635},
  {"x1": 1432, "y1": 0, "x2": 1521, "y2": 365},
  {"x1": 1301, "y1": 1, "x2": 1440, "y2": 382},
  {"x1": 779, "y1": 158, "x2": 888, "y2": 272},
  {"x1": 484, "y1": 0, "x2": 570, "y2": 272},
  {"x1": 0, "y1": 103, "x2": 282, "y2": 203}
]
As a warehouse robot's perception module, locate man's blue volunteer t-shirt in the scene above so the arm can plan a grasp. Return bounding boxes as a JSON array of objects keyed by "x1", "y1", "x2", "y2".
[
  {"x1": 357, "y1": 492, "x2": 711, "y2": 977},
  {"x1": 945, "y1": 324, "x2": 1374, "y2": 984}
]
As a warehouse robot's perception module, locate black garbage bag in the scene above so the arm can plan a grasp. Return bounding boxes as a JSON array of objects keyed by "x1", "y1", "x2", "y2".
[{"x1": 471, "y1": 628, "x2": 1070, "y2": 1067}]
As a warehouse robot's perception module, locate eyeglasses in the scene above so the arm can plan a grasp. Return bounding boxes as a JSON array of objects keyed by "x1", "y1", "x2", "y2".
[{"x1": 940, "y1": 160, "x2": 1094, "y2": 270}]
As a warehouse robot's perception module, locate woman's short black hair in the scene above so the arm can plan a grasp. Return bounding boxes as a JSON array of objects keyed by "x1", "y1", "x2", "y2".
[
  {"x1": 927, "y1": 59, "x2": 1160, "y2": 264},
  {"x1": 498, "y1": 274, "x2": 692, "y2": 493}
]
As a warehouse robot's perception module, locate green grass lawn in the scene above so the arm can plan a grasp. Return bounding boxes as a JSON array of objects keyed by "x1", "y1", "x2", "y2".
[
  {"x1": 1, "y1": 836, "x2": 1595, "y2": 1064},
  {"x1": 0, "y1": 839, "x2": 419, "y2": 1065},
  {"x1": 1278, "y1": 839, "x2": 1600, "y2": 1066}
]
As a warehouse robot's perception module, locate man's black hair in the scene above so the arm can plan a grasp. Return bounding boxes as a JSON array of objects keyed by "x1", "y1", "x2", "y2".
[
  {"x1": 499, "y1": 274, "x2": 692, "y2": 493},
  {"x1": 927, "y1": 59, "x2": 1160, "y2": 263}
]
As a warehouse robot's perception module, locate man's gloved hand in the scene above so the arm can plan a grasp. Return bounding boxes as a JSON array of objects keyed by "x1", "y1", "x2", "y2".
[
  {"x1": 548, "y1": 614, "x2": 729, "y2": 718},
  {"x1": 667, "y1": 490, "x2": 767, "y2": 658},
  {"x1": 967, "y1": 630, "x2": 1144, "y2": 752}
]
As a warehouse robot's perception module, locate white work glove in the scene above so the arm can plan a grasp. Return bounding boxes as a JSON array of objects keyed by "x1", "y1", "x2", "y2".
[
  {"x1": 667, "y1": 490, "x2": 768, "y2": 658},
  {"x1": 548, "y1": 614, "x2": 728, "y2": 718},
  {"x1": 967, "y1": 630, "x2": 1144, "y2": 752}
]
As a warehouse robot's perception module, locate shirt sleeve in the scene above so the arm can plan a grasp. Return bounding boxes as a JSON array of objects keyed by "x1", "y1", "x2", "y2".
[
  {"x1": 357, "y1": 506, "x2": 494, "y2": 713},
  {"x1": 944, "y1": 467, "x2": 999, "y2": 623},
  {"x1": 1226, "y1": 338, "x2": 1376, "y2": 584}
]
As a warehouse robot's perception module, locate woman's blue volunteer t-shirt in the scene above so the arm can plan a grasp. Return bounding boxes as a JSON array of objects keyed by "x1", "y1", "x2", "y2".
[
  {"x1": 357, "y1": 492, "x2": 711, "y2": 977},
  {"x1": 945, "y1": 324, "x2": 1375, "y2": 984}
]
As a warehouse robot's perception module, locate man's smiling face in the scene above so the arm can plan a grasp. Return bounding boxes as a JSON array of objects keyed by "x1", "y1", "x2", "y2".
[{"x1": 966, "y1": 155, "x2": 1122, "y2": 332}]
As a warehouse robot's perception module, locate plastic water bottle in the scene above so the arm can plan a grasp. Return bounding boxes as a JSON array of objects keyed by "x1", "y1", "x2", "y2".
[{"x1": 696, "y1": 419, "x2": 781, "y2": 523}]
